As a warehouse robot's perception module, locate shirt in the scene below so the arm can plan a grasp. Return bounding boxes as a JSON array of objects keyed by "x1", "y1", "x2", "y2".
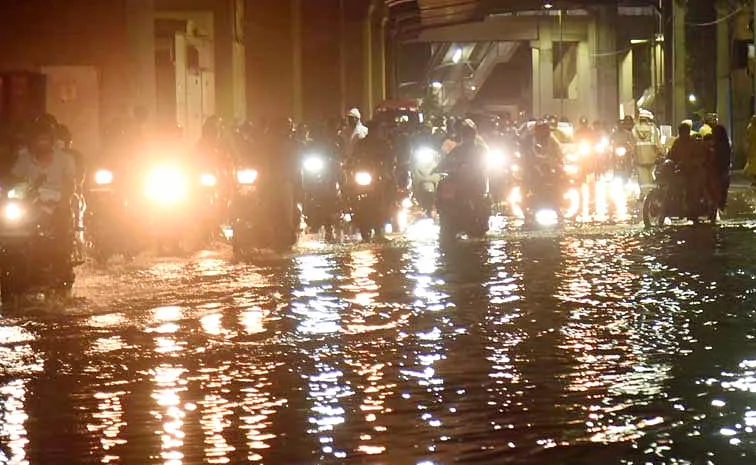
[{"x1": 12, "y1": 147, "x2": 76, "y2": 201}]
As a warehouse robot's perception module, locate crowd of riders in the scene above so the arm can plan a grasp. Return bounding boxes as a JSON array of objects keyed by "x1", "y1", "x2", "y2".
[{"x1": 0, "y1": 104, "x2": 735, "y2": 254}]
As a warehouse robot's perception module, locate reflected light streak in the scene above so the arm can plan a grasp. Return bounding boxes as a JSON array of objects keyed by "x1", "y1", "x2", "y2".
[
  {"x1": 294, "y1": 254, "x2": 342, "y2": 335},
  {"x1": 151, "y1": 365, "x2": 187, "y2": 465},
  {"x1": 0, "y1": 380, "x2": 29, "y2": 465}
]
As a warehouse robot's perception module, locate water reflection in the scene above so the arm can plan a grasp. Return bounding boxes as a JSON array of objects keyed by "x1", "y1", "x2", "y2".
[{"x1": 5, "y1": 227, "x2": 756, "y2": 463}]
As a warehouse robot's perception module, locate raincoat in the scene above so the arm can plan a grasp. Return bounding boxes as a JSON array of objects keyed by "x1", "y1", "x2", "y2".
[{"x1": 632, "y1": 121, "x2": 662, "y2": 186}]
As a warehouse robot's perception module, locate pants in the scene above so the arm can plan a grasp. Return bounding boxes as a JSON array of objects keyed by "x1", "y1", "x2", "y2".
[{"x1": 637, "y1": 164, "x2": 655, "y2": 187}]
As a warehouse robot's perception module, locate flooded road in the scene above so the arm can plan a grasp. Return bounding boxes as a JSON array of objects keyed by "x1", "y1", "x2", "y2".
[{"x1": 3, "y1": 220, "x2": 756, "y2": 464}]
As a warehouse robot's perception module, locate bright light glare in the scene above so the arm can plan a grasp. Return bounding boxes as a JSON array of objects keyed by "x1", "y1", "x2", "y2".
[
  {"x1": 200, "y1": 173, "x2": 217, "y2": 187},
  {"x1": 508, "y1": 186, "x2": 524, "y2": 218},
  {"x1": 355, "y1": 171, "x2": 373, "y2": 186},
  {"x1": 535, "y1": 209, "x2": 559, "y2": 227},
  {"x1": 615, "y1": 146, "x2": 627, "y2": 157},
  {"x1": 415, "y1": 147, "x2": 437, "y2": 165},
  {"x1": 564, "y1": 164, "x2": 580, "y2": 176},
  {"x1": 402, "y1": 197, "x2": 413, "y2": 209},
  {"x1": 688, "y1": 93, "x2": 697, "y2": 104},
  {"x1": 579, "y1": 142, "x2": 592, "y2": 156},
  {"x1": 564, "y1": 188, "x2": 580, "y2": 218},
  {"x1": 94, "y1": 169, "x2": 114, "y2": 185},
  {"x1": 145, "y1": 167, "x2": 188, "y2": 206},
  {"x1": 237, "y1": 169, "x2": 258, "y2": 184},
  {"x1": 486, "y1": 148, "x2": 507, "y2": 170},
  {"x1": 4, "y1": 203, "x2": 22, "y2": 222},
  {"x1": 303, "y1": 156, "x2": 325, "y2": 173},
  {"x1": 431, "y1": 81, "x2": 443, "y2": 90}
]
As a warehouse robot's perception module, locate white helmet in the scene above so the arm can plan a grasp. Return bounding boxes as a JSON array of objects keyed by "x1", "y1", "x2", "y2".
[
  {"x1": 347, "y1": 108, "x2": 361, "y2": 120},
  {"x1": 638, "y1": 109, "x2": 654, "y2": 121}
]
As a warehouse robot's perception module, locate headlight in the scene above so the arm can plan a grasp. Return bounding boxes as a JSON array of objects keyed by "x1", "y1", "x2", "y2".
[
  {"x1": 237, "y1": 169, "x2": 258, "y2": 185},
  {"x1": 595, "y1": 137, "x2": 610, "y2": 154},
  {"x1": 145, "y1": 167, "x2": 188, "y2": 205},
  {"x1": 615, "y1": 146, "x2": 627, "y2": 157},
  {"x1": 4, "y1": 203, "x2": 22, "y2": 222},
  {"x1": 355, "y1": 171, "x2": 373, "y2": 186},
  {"x1": 94, "y1": 169, "x2": 114, "y2": 185},
  {"x1": 535, "y1": 209, "x2": 559, "y2": 226},
  {"x1": 486, "y1": 149, "x2": 507, "y2": 170},
  {"x1": 303, "y1": 156, "x2": 325, "y2": 173},
  {"x1": 564, "y1": 164, "x2": 580, "y2": 176},
  {"x1": 579, "y1": 142, "x2": 592, "y2": 156},
  {"x1": 200, "y1": 173, "x2": 217, "y2": 187},
  {"x1": 415, "y1": 147, "x2": 437, "y2": 165}
]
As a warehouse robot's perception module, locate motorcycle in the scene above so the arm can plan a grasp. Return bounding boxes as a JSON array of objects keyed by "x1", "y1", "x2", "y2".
[
  {"x1": 346, "y1": 161, "x2": 392, "y2": 242},
  {"x1": 0, "y1": 177, "x2": 81, "y2": 302},
  {"x1": 301, "y1": 152, "x2": 341, "y2": 241},
  {"x1": 612, "y1": 142, "x2": 635, "y2": 181},
  {"x1": 85, "y1": 165, "x2": 136, "y2": 263},
  {"x1": 521, "y1": 158, "x2": 569, "y2": 228},
  {"x1": 642, "y1": 158, "x2": 717, "y2": 228},
  {"x1": 230, "y1": 167, "x2": 300, "y2": 253},
  {"x1": 411, "y1": 145, "x2": 441, "y2": 216},
  {"x1": 436, "y1": 172, "x2": 490, "y2": 241}
]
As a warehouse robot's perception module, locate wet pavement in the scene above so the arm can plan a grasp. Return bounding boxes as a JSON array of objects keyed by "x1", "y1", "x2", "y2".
[{"x1": 4, "y1": 213, "x2": 756, "y2": 464}]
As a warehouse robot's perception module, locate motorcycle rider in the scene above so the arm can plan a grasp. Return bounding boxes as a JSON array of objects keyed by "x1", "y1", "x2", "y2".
[
  {"x1": 436, "y1": 118, "x2": 488, "y2": 198},
  {"x1": 10, "y1": 116, "x2": 78, "y2": 282},
  {"x1": 521, "y1": 120, "x2": 564, "y2": 187},
  {"x1": 302, "y1": 122, "x2": 342, "y2": 241},
  {"x1": 343, "y1": 108, "x2": 369, "y2": 160},
  {"x1": 668, "y1": 122, "x2": 704, "y2": 215},
  {"x1": 264, "y1": 117, "x2": 301, "y2": 241},
  {"x1": 632, "y1": 109, "x2": 663, "y2": 190}
]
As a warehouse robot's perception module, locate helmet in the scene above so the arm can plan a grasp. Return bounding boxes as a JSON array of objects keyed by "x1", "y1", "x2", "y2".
[
  {"x1": 28, "y1": 115, "x2": 58, "y2": 139},
  {"x1": 638, "y1": 109, "x2": 654, "y2": 121},
  {"x1": 202, "y1": 115, "x2": 224, "y2": 140},
  {"x1": 534, "y1": 120, "x2": 551, "y2": 138},
  {"x1": 347, "y1": 108, "x2": 361, "y2": 120}
]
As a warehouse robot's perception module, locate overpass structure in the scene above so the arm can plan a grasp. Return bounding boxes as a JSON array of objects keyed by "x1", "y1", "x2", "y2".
[{"x1": 384, "y1": 0, "x2": 672, "y2": 125}]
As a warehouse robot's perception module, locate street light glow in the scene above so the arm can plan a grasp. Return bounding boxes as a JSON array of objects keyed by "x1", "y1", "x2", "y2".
[
  {"x1": 543, "y1": 1, "x2": 554, "y2": 9},
  {"x1": 688, "y1": 93, "x2": 697, "y2": 104},
  {"x1": 452, "y1": 47, "x2": 463, "y2": 64},
  {"x1": 431, "y1": 81, "x2": 443, "y2": 89}
]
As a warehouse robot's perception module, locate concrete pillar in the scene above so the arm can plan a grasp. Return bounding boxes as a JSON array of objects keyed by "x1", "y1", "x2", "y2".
[
  {"x1": 716, "y1": 2, "x2": 732, "y2": 134},
  {"x1": 531, "y1": 21, "x2": 553, "y2": 118},
  {"x1": 531, "y1": 46, "x2": 541, "y2": 117},
  {"x1": 377, "y1": 17, "x2": 388, "y2": 104},
  {"x1": 594, "y1": 5, "x2": 619, "y2": 124},
  {"x1": 126, "y1": 0, "x2": 157, "y2": 121},
  {"x1": 619, "y1": 50, "x2": 634, "y2": 118},
  {"x1": 291, "y1": 0, "x2": 303, "y2": 122},
  {"x1": 339, "y1": 0, "x2": 347, "y2": 114},
  {"x1": 363, "y1": 4, "x2": 375, "y2": 117},
  {"x1": 577, "y1": 41, "x2": 593, "y2": 120},
  {"x1": 672, "y1": 0, "x2": 687, "y2": 125}
]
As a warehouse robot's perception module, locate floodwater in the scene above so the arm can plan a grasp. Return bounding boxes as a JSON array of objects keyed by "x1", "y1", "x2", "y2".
[{"x1": 3, "y1": 218, "x2": 756, "y2": 464}]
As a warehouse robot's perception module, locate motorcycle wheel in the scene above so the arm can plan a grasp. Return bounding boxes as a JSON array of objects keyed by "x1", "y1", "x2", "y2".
[{"x1": 642, "y1": 189, "x2": 666, "y2": 229}]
